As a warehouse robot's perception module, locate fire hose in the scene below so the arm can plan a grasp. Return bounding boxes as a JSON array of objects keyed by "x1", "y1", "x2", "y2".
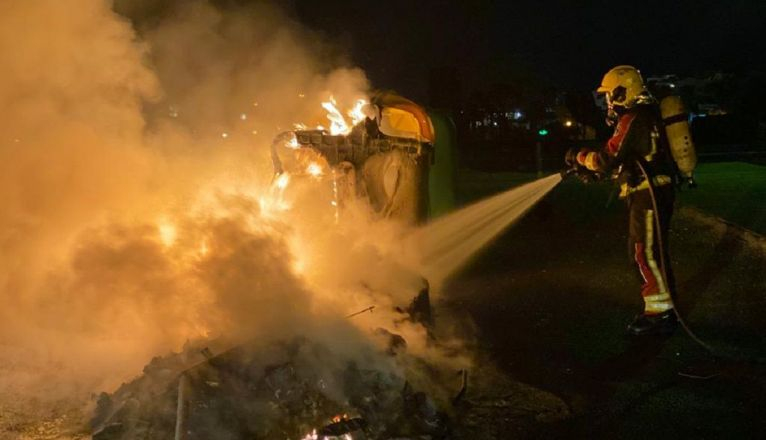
[{"x1": 634, "y1": 159, "x2": 715, "y2": 353}]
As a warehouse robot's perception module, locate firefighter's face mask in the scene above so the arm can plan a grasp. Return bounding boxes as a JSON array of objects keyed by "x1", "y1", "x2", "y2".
[{"x1": 603, "y1": 92, "x2": 619, "y2": 126}]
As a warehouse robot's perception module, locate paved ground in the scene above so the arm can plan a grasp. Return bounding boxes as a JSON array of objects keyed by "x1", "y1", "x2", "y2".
[{"x1": 443, "y1": 168, "x2": 766, "y2": 438}]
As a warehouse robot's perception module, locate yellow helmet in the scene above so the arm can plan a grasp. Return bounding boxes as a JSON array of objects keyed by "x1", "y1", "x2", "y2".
[{"x1": 596, "y1": 65, "x2": 647, "y2": 108}]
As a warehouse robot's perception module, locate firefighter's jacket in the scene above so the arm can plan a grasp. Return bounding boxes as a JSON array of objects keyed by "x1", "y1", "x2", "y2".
[{"x1": 578, "y1": 103, "x2": 675, "y2": 197}]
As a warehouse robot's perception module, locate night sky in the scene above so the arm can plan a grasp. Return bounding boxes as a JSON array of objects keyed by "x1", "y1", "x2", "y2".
[{"x1": 290, "y1": 0, "x2": 766, "y2": 101}]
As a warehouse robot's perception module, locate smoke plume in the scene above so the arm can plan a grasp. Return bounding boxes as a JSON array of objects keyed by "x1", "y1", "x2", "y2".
[{"x1": 0, "y1": 1, "x2": 465, "y2": 436}]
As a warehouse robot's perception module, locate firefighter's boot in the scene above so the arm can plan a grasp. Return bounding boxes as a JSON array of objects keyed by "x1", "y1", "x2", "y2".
[{"x1": 627, "y1": 310, "x2": 678, "y2": 336}]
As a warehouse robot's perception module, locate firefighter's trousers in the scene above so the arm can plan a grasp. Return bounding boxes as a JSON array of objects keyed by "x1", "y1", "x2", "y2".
[{"x1": 627, "y1": 185, "x2": 675, "y2": 314}]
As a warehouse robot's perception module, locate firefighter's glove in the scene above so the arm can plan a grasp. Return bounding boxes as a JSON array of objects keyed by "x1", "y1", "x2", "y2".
[
  {"x1": 565, "y1": 147, "x2": 589, "y2": 167},
  {"x1": 577, "y1": 169, "x2": 599, "y2": 184},
  {"x1": 562, "y1": 163, "x2": 600, "y2": 184}
]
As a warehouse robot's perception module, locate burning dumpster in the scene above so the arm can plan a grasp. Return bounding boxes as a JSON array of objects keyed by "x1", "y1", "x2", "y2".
[{"x1": 271, "y1": 92, "x2": 454, "y2": 225}]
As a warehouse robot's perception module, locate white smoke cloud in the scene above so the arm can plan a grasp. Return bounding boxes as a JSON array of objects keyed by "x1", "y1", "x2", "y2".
[{"x1": 0, "y1": 1, "x2": 467, "y2": 436}]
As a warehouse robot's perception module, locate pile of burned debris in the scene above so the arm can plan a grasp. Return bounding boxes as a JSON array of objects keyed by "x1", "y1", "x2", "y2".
[
  {"x1": 91, "y1": 337, "x2": 452, "y2": 440},
  {"x1": 89, "y1": 289, "x2": 570, "y2": 440}
]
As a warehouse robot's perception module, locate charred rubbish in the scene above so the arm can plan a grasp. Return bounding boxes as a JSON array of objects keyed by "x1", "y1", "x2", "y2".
[{"x1": 91, "y1": 337, "x2": 454, "y2": 440}]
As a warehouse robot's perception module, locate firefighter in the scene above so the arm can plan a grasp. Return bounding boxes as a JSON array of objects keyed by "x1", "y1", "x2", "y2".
[{"x1": 565, "y1": 65, "x2": 678, "y2": 336}]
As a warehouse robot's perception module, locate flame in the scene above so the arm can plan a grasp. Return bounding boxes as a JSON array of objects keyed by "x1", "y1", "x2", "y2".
[
  {"x1": 306, "y1": 161, "x2": 323, "y2": 177},
  {"x1": 321, "y1": 96, "x2": 368, "y2": 136},
  {"x1": 301, "y1": 429, "x2": 352, "y2": 440},
  {"x1": 301, "y1": 430, "x2": 318, "y2": 440},
  {"x1": 322, "y1": 97, "x2": 350, "y2": 135},
  {"x1": 302, "y1": 415, "x2": 354, "y2": 440},
  {"x1": 332, "y1": 413, "x2": 349, "y2": 423},
  {"x1": 259, "y1": 173, "x2": 291, "y2": 216},
  {"x1": 275, "y1": 173, "x2": 290, "y2": 189},
  {"x1": 348, "y1": 99, "x2": 367, "y2": 126},
  {"x1": 331, "y1": 169, "x2": 340, "y2": 222},
  {"x1": 287, "y1": 133, "x2": 300, "y2": 149}
]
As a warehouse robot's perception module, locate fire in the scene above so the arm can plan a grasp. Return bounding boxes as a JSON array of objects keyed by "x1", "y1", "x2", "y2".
[
  {"x1": 301, "y1": 415, "x2": 354, "y2": 440},
  {"x1": 331, "y1": 169, "x2": 340, "y2": 222},
  {"x1": 275, "y1": 173, "x2": 290, "y2": 189},
  {"x1": 259, "y1": 173, "x2": 292, "y2": 217},
  {"x1": 321, "y1": 96, "x2": 368, "y2": 135},
  {"x1": 306, "y1": 161, "x2": 323, "y2": 177},
  {"x1": 332, "y1": 413, "x2": 349, "y2": 423},
  {"x1": 322, "y1": 97, "x2": 350, "y2": 135},
  {"x1": 288, "y1": 133, "x2": 300, "y2": 149},
  {"x1": 348, "y1": 99, "x2": 367, "y2": 126},
  {"x1": 301, "y1": 430, "x2": 318, "y2": 440}
]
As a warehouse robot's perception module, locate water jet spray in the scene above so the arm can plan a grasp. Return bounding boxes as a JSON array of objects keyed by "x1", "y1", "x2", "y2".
[{"x1": 409, "y1": 173, "x2": 563, "y2": 289}]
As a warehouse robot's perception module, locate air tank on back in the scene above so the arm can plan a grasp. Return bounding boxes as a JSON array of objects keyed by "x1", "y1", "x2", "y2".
[{"x1": 660, "y1": 95, "x2": 697, "y2": 187}]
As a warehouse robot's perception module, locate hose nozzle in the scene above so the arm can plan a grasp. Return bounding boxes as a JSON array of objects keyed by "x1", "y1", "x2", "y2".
[{"x1": 561, "y1": 165, "x2": 600, "y2": 183}]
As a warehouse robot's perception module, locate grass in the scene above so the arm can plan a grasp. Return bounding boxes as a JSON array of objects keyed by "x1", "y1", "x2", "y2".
[{"x1": 678, "y1": 162, "x2": 766, "y2": 235}]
